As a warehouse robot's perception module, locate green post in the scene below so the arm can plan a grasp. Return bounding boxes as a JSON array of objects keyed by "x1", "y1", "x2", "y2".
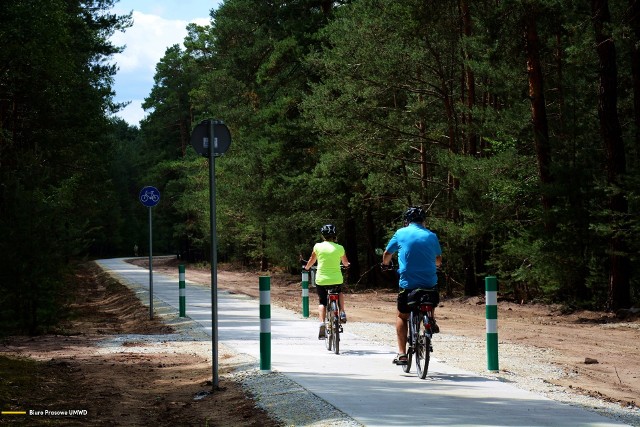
[
  {"x1": 485, "y1": 276, "x2": 499, "y2": 372},
  {"x1": 301, "y1": 270, "x2": 309, "y2": 318},
  {"x1": 259, "y1": 276, "x2": 271, "y2": 371},
  {"x1": 179, "y1": 264, "x2": 186, "y2": 317}
]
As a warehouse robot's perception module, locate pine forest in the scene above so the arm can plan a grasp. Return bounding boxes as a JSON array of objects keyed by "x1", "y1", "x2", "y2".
[{"x1": 1, "y1": 0, "x2": 639, "y2": 333}]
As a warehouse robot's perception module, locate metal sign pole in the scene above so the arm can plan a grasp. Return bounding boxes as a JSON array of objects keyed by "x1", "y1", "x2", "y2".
[
  {"x1": 148, "y1": 206, "x2": 154, "y2": 320},
  {"x1": 139, "y1": 186, "x2": 160, "y2": 321},
  {"x1": 208, "y1": 120, "x2": 219, "y2": 389},
  {"x1": 189, "y1": 118, "x2": 230, "y2": 391}
]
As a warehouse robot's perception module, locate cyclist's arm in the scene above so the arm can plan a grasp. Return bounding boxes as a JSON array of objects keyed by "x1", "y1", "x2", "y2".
[
  {"x1": 381, "y1": 250, "x2": 394, "y2": 266},
  {"x1": 304, "y1": 252, "x2": 317, "y2": 271},
  {"x1": 436, "y1": 255, "x2": 442, "y2": 268},
  {"x1": 341, "y1": 254, "x2": 350, "y2": 267}
]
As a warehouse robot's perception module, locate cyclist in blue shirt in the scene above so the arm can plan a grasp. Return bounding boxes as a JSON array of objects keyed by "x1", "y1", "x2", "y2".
[{"x1": 381, "y1": 206, "x2": 442, "y2": 365}]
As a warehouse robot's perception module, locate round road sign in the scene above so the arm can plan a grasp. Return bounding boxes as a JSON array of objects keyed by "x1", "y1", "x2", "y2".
[{"x1": 139, "y1": 186, "x2": 161, "y2": 207}]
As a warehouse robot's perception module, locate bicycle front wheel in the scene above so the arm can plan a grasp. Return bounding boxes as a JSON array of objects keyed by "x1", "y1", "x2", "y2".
[{"x1": 415, "y1": 314, "x2": 431, "y2": 379}]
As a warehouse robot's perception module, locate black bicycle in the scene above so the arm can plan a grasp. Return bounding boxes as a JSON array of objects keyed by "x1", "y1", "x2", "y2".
[{"x1": 403, "y1": 288, "x2": 438, "y2": 379}]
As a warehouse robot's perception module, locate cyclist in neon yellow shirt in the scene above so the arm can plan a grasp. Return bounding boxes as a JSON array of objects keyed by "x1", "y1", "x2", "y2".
[{"x1": 304, "y1": 224, "x2": 350, "y2": 339}]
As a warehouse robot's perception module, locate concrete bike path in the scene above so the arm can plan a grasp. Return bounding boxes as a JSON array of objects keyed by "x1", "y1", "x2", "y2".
[{"x1": 96, "y1": 258, "x2": 627, "y2": 427}]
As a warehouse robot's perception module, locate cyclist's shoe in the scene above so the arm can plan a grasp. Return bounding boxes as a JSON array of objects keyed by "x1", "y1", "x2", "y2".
[
  {"x1": 431, "y1": 319, "x2": 440, "y2": 334},
  {"x1": 318, "y1": 324, "x2": 326, "y2": 339},
  {"x1": 393, "y1": 353, "x2": 408, "y2": 365},
  {"x1": 340, "y1": 311, "x2": 347, "y2": 323}
]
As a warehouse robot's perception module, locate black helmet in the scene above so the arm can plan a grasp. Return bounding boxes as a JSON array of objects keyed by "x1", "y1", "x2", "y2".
[
  {"x1": 404, "y1": 206, "x2": 426, "y2": 223},
  {"x1": 320, "y1": 224, "x2": 337, "y2": 237}
]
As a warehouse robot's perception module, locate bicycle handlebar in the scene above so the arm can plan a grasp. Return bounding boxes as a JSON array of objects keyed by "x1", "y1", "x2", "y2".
[{"x1": 380, "y1": 261, "x2": 395, "y2": 272}]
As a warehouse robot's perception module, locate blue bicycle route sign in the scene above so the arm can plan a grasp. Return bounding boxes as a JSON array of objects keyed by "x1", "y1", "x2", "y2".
[{"x1": 139, "y1": 186, "x2": 160, "y2": 207}]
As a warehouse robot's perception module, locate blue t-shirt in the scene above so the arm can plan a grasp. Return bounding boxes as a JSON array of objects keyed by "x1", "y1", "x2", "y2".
[{"x1": 385, "y1": 223, "x2": 442, "y2": 289}]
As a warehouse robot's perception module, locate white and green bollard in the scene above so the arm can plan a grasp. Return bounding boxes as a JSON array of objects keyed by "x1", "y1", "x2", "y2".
[
  {"x1": 259, "y1": 276, "x2": 271, "y2": 371},
  {"x1": 179, "y1": 264, "x2": 186, "y2": 317},
  {"x1": 485, "y1": 275, "x2": 499, "y2": 372},
  {"x1": 301, "y1": 270, "x2": 310, "y2": 318}
]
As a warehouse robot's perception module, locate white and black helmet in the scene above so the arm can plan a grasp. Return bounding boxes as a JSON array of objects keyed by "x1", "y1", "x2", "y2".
[
  {"x1": 320, "y1": 224, "x2": 337, "y2": 237},
  {"x1": 404, "y1": 206, "x2": 426, "y2": 223}
]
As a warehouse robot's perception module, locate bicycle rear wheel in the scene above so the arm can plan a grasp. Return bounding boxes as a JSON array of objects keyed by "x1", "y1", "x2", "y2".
[
  {"x1": 415, "y1": 314, "x2": 431, "y2": 379},
  {"x1": 331, "y1": 301, "x2": 340, "y2": 354},
  {"x1": 402, "y1": 313, "x2": 415, "y2": 373},
  {"x1": 325, "y1": 305, "x2": 332, "y2": 351}
]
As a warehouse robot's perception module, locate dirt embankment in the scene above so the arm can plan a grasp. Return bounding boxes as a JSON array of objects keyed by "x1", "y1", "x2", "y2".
[{"x1": 0, "y1": 261, "x2": 280, "y2": 427}]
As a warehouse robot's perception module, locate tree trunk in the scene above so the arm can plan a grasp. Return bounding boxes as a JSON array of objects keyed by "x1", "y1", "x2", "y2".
[
  {"x1": 630, "y1": 0, "x2": 640, "y2": 162},
  {"x1": 365, "y1": 205, "x2": 383, "y2": 287},
  {"x1": 260, "y1": 227, "x2": 268, "y2": 271},
  {"x1": 463, "y1": 251, "x2": 476, "y2": 296},
  {"x1": 524, "y1": 8, "x2": 554, "y2": 231},
  {"x1": 459, "y1": 0, "x2": 478, "y2": 156},
  {"x1": 343, "y1": 217, "x2": 359, "y2": 285},
  {"x1": 591, "y1": 0, "x2": 631, "y2": 310}
]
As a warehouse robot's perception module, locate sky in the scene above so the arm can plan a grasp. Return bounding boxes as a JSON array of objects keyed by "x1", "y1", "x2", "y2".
[{"x1": 109, "y1": 1, "x2": 223, "y2": 126}]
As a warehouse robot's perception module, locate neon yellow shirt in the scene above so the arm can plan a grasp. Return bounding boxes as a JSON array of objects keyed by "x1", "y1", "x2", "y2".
[{"x1": 313, "y1": 241, "x2": 345, "y2": 286}]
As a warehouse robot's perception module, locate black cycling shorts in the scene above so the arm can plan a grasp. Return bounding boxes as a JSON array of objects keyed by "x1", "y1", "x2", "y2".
[
  {"x1": 317, "y1": 285, "x2": 342, "y2": 306},
  {"x1": 397, "y1": 287, "x2": 439, "y2": 314}
]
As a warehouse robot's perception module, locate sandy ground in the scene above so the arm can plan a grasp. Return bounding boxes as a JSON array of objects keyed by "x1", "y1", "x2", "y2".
[{"x1": 0, "y1": 257, "x2": 638, "y2": 426}]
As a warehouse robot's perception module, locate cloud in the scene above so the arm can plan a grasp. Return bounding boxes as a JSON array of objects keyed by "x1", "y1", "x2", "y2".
[
  {"x1": 110, "y1": 10, "x2": 210, "y2": 125},
  {"x1": 112, "y1": 11, "x2": 207, "y2": 75}
]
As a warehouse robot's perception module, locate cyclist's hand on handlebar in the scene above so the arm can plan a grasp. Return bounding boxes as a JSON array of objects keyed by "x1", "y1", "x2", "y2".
[{"x1": 380, "y1": 263, "x2": 394, "y2": 272}]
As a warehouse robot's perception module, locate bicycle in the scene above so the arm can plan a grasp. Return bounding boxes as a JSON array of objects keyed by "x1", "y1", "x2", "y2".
[
  {"x1": 302, "y1": 262, "x2": 347, "y2": 355},
  {"x1": 323, "y1": 285, "x2": 343, "y2": 354},
  {"x1": 381, "y1": 261, "x2": 438, "y2": 379},
  {"x1": 403, "y1": 288, "x2": 438, "y2": 379},
  {"x1": 140, "y1": 190, "x2": 159, "y2": 203}
]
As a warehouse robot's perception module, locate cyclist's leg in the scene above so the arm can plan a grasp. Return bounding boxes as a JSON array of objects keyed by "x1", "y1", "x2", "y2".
[
  {"x1": 426, "y1": 288, "x2": 440, "y2": 333},
  {"x1": 431, "y1": 307, "x2": 440, "y2": 333},
  {"x1": 317, "y1": 285, "x2": 328, "y2": 322},
  {"x1": 338, "y1": 287, "x2": 347, "y2": 322},
  {"x1": 317, "y1": 286, "x2": 328, "y2": 339},
  {"x1": 396, "y1": 311, "x2": 409, "y2": 354},
  {"x1": 394, "y1": 289, "x2": 410, "y2": 363}
]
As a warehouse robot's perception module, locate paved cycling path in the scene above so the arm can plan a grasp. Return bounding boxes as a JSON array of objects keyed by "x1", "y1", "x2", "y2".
[{"x1": 97, "y1": 258, "x2": 627, "y2": 427}]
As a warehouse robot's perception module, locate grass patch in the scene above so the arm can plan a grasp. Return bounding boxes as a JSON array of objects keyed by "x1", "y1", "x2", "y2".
[{"x1": 0, "y1": 355, "x2": 44, "y2": 410}]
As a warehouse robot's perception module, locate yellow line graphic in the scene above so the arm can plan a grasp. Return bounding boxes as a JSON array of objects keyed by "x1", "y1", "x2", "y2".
[{"x1": 2, "y1": 411, "x2": 27, "y2": 415}]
